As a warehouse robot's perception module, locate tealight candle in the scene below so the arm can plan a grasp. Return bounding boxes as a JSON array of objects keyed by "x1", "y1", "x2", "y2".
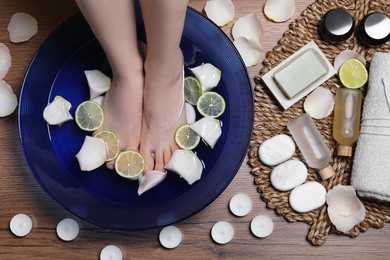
[
  {"x1": 56, "y1": 218, "x2": 79, "y2": 241},
  {"x1": 9, "y1": 213, "x2": 33, "y2": 237},
  {"x1": 100, "y1": 245, "x2": 123, "y2": 260},
  {"x1": 159, "y1": 226, "x2": 182, "y2": 249},
  {"x1": 229, "y1": 193, "x2": 252, "y2": 217},
  {"x1": 211, "y1": 221, "x2": 234, "y2": 244},
  {"x1": 250, "y1": 215, "x2": 274, "y2": 238}
]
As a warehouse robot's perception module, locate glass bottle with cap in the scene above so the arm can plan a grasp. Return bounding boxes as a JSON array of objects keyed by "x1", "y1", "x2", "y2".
[
  {"x1": 333, "y1": 88, "x2": 362, "y2": 157},
  {"x1": 320, "y1": 8, "x2": 354, "y2": 44},
  {"x1": 287, "y1": 113, "x2": 335, "y2": 180},
  {"x1": 358, "y1": 12, "x2": 390, "y2": 46}
]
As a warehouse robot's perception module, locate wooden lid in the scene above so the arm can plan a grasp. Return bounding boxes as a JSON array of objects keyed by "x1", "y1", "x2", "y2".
[
  {"x1": 319, "y1": 165, "x2": 336, "y2": 180},
  {"x1": 337, "y1": 145, "x2": 353, "y2": 157}
]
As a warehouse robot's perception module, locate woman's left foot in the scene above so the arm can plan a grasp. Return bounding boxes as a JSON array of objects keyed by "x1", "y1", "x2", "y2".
[{"x1": 140, "y1": 52, "x2": 187, "y2": 172}]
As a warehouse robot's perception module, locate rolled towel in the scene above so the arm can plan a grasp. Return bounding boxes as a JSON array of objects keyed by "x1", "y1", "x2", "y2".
[{"x1": 351, "y1": 52, "x2": 390, "y2": 202}]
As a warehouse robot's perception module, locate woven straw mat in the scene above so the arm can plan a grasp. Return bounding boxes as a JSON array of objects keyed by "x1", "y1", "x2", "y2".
[{"x1": 248, "y1": 0, "x2": 390, "y2": 246}]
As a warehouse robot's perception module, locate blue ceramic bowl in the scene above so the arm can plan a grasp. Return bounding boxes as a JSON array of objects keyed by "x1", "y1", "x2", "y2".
[{"x1": 18, "y1": 7, "x2": 253, "y2": 230}]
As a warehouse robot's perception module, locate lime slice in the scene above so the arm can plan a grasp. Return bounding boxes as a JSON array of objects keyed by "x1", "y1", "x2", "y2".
[
  {"x1": 175, "y1": 124, "x2": 201, "y2": 150},
  {"x1": 184, "y1": 76, "x2": 202, "y2": 105},
  {"x1": 93, "y1": 130, "x2": 120, "y2": 161},
  {"x1": 75, "y1": 100, "x2": 104, "y2": 131},
  {"x1": 197, "y1": 91, "x2": 226, "y2": 118},
  {"x1": 115, "y1": 151, "x2": 145, "y2": 179},
  {"x1": 339, "y1": 59, "x2": 368, "y2": 89}
]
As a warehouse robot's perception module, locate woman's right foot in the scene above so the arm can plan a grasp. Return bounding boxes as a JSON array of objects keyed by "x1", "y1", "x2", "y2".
[{"x1": 95, "y1": 70, "x2": 144, "y2": 169}]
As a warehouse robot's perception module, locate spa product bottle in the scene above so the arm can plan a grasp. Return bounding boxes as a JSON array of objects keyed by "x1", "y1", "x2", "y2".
[
  {"x1": 333, "y1": 88, "x2": 362, "y2": 157},
  {"x1": 287, "y1": 113, "x2": 335, "y2": 180}
]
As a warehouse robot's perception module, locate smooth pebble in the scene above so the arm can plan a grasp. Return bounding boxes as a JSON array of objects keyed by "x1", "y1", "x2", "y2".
[
  {"x1": 250, "y1": 215, "x2": 274, "y2": 238},
  {"x1": 100, "y1": 245, "x2": 123, "y2": 260},
  {"x1": 159, "y1": 226, "x2": 182, "y2": 249},
  {"x1": 211, "y1": 221, "x2": 234, "y2": 244},
  {"x1": 270, "y1": 160, "x2": 308, "y2": 191},
  {"x1": 9, "y1": 213, "x2": 33, "y2": 237},
  {"x1": 289, "y1": 182, "x2": 327, "y2": 213},
  {"x1": 229, "y1": 193, "x2": 252, "y2": 217},
  {"x1": 56, "y1": 218, "x2": 79, "y2": 241},
  {"x1": 258, "y1": 134, "x2": 295, "y2": 166}
]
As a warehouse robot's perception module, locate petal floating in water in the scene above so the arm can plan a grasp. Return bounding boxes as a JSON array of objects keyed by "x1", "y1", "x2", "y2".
[
  {"x1": 190, "y1": 116, "x2": 222, "y2": 148},
  {"x1": 190, "y1": 63, "x2": 221, "y2": 93},
  {"x1": 85, "y1": 70, "x2": 111, "y2": 100},
  {"x1": 43, "y1": 96, "x2": 73, "y2": 125},
  {"x1": 138, "y1": 170, "x2": 167, "y2": 195},
  {"x1": 165, "y1": 149, "x2": 203, "y2": 185},
  {"x1": 75, "y1": 136, "x2": 106, "y2": 172}
]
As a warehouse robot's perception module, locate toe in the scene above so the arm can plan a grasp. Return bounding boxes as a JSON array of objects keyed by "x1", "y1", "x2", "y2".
[
  {"x1": 106, "y1": 160, "x2": 115, "y2": 170},
  {"x1": 155, "y1": 148, "x2": 165, "y2": 172},
  {"x1": 140, "y1": 147, "x2": 154, "y2": 173},
  {"x1": 163, "y1": 147, "x2": 172, "y2": 168}
]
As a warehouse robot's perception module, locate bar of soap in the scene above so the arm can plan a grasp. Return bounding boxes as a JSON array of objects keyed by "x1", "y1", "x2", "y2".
[
  {"x1": 289, "y1": 182, "x2": 326, "y2": 213},
  {"x1": 274, "y1": 49, "x2": 327, "y2": 99}
]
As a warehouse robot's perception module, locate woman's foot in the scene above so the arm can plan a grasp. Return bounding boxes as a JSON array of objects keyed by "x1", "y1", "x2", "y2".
[
  {"x1": 95, "y1": 70, "x2": 144, "y2": 169},
  {"x1": 140, "y1": 52, "x2": 187, "y2": 172}
]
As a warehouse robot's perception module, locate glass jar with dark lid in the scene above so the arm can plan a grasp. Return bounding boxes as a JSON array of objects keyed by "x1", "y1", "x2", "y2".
[
  {"x1": 320, "y1": 8, "x2": 355, "y2": 44},
  {"x1": 358, "y1": 12, "x2": 390, "y2": 46}
]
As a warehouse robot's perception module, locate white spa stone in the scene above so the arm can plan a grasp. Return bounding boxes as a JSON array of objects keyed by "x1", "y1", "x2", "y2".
[
  {"x1": 250, "y1": 215, "x2": 274, "y2": 238},
  {"x1": 100, "y1": 245, "x2": 123, "y2": 260},
  {"x1": 9, "y1": 213, "x2": 33, "y2": 237},
  {"x1": 258, "y1": 134, "x2": 295, "y2": 166},
  {"x1": 289, "y1": 182, "x2": 327, "y2": 213},
  {"x1": 211, "y1": 221, "x2": 234, "y2": 244},
  {"x1": 270, "y1": 160, "x2": 308, "y2": 191},
  {"x1": 56, "y1": 218, "x2": 79, "y2": 241},
  {"x1": 229, "y1": 193, "x2": 252, "y2": 217},
  {"x1": 159, "y1": 226, "x2": 182, "y2": 249}
]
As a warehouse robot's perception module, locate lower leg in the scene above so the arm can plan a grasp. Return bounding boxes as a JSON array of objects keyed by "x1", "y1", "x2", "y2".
[
  {"x1": 76, "y1": 0, "x2": 144, "y2": 168},
  {"x1": 139, "y1": 0, "x2": 188, "y2": 172}
]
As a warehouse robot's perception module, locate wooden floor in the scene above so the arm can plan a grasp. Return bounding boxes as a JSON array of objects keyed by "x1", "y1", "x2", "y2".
[{"x1": 1, "y1": 0, "x2": 390, "y2": 259}]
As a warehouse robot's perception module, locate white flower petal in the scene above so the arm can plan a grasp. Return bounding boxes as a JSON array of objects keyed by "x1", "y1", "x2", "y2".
[
  {"x1": 43, "y1": 96, "x2": 73, "y2": 125},
  {"x1": 232, "y1": 13, "x2": 263, "y2": 42},
  {"x1": 326, "y1": 185, "x2": 366, "y2": 233},
  {"x1": 233, "y1": 37, "x2": 262, "y2": 67},
  {"x1": 165, "y1": 150, "x2": 203, "y2": 185},
  {"x1": 138, "y1": 170, "x2": 167, "y2": 195},
  {"x1": 7, "y1": 13, "x2": 38, "y2": 43},
  {"x1": 0, "y1": 80, "x2": 17, "y2": 117},
  {"x1": 304, "y1": 87, "x2": 334, "y2": 119},
  {"x1": 75, "y1": 136, "x2": 106, "y2": 172},
  {"x1": 0, "y1": 43, "x2": 11, "y2": 80},
  {"x1": 92, "y1": 95, "x2": 104, "y2": 106},
  {"x1": 204, "y1": 0, "x2": 235, "y2": 27},
  {"x1": 190, "y1": 116, "x2": 221, "y2": 148},
  {"x1": 190, "y1": 63, "x2": 221, "y2": 93},
  {"x1": 186, "y1": 103, "x2": 196, "y2": 125},
  {"x1": 264, "y1": 0, "x2": 296, "y2": 23},
  {"x1": 334, "y1": 50, "x2": 366, "y2": 74},
  {"x1": 84, "y1": 70, "x2": 111, "y2": 100}
]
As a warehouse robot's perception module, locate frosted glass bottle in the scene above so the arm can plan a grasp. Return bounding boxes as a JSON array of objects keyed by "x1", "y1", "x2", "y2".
[
  {"x1": 287, "y1": 113, "x2": 335, "y2": 180},
  {"x1": 333, "y1": 88, "x2": 362, "y2": 157}
]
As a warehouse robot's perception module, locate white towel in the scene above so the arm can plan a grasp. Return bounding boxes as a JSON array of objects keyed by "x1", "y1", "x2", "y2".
[{"x1": 351, "y1": 52, "x2": 390, "y2": 202}]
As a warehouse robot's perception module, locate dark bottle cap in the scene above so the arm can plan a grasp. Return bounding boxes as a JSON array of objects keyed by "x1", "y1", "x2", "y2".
[
  {"x1": 320, "y1": 8, "x2": 355, "y2": 43},
  {"x1": 358, "y1": 12, "x2": 390, "y2": 46}
]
